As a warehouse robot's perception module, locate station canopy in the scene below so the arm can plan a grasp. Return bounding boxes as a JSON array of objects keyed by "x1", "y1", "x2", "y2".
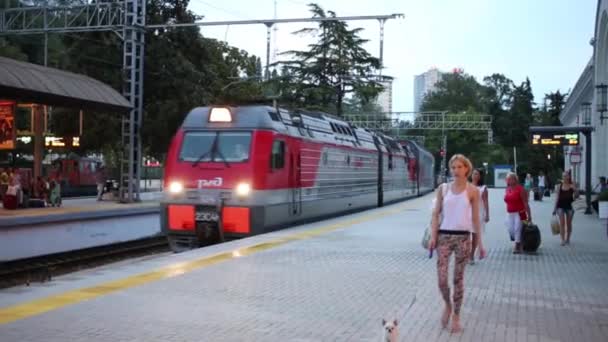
[{"x1": 0, "y1": 56, "x2": 131, "y2": 112}]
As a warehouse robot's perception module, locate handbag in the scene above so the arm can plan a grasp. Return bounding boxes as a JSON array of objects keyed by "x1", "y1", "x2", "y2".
[
  {"x1": 550, "y1": 214, "x2": 560, "y2": 235},
  {"x1": 422, "y1": 183, "x2": 448, "y2": 249}
]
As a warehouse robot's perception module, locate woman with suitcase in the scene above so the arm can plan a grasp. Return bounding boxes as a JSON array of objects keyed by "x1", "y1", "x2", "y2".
[{"x1": 504, "y1": 172, "x2": 532, "y2": 254}]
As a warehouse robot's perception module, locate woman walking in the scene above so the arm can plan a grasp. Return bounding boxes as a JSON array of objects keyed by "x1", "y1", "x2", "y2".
[
  {"x1": 470, "y1": 168, "x2": 489, "y2": 264},
  {"x1": 524, "y1": 173, "x2": 533, "y2": 194},
  {"x1": 503, "y1": 172, "x2": 532, "y2": 254},
  {"x1": 553, "y1": 171, "x2": 579, "y2": 246},
  {"x1": 429, "y1": 154, "x2": 486, "y2": 333}
]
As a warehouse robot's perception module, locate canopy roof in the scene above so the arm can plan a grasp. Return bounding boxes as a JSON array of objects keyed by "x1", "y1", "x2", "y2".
[{"x1": 0, "y1": 56, "x2": 131, "y2": 112}]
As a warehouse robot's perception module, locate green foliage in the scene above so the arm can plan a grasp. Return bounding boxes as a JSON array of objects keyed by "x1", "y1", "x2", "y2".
[
  {"x1": 272, "y1": 3, "x2": 383, "y2": 116},
  {"x1": 417, "y1": 69, "x2": 567, "y2": 181},
  {"x1": 598, "y1": 190, "x2": 608, "y2": 202}
]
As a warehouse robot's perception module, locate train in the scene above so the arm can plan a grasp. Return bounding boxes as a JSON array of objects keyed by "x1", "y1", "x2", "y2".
[{"x1": 160, "y1": 105, "x2": 436, "y2": 252}]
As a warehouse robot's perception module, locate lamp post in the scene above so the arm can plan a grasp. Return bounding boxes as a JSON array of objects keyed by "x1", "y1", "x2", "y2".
[
  {"x1": 581, "y1": 102, "x2": 592, "y2": 126},
  {"x1": 596, "y1": 84, "x2": 608, "y2": 124}
]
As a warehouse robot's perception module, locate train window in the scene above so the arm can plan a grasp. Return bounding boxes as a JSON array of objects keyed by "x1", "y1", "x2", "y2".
[
  {"x1": 179, "y1": 131, "x2": 252, "y2": 163},
  {"x1": 388, "y1": 154, "x2": 393, "y2": 170},
  {"x1": 268, "y1": 111, "x2": 280, "y2": 121},
  {"x1": 270, "y1": 140, "x2": 285, "y2": 169}
]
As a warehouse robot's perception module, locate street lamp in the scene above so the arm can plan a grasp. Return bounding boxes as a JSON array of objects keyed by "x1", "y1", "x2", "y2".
[
  {"x1": 581, "y1": 102, "x2": 592, "y2": 126},
  {"x1": 482, "y1": 162, "x2": 488, "y2": 186},
  {"x1": 596, "y1": 83, "x2": 608, "y2": 124}
]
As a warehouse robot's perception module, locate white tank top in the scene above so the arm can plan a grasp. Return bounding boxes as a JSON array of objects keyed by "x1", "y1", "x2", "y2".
[
  {"x1": 439, "y1": 183, "x2": 473, "y2": 232},
  {"x1": 477, "y1": 185, "x2": 486, "y2": 216}
]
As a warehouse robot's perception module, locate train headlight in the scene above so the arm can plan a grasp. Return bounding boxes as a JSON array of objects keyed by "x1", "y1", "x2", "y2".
[
  {"x1": 235, "y1": 182, "x2": 251, "y2": 197},
  {"x1": 169, "y1": 181, "x2": 184, "y2": 194}
]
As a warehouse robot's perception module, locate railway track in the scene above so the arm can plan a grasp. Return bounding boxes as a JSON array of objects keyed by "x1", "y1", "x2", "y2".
[{"x1": 0, "y1": 236, "x2": 170, "y2": 289}]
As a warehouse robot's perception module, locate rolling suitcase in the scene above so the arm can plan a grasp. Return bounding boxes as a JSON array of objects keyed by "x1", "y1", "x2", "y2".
[
  {"x1": 28, "y1": 198, "x2": 46, "y2": 208},
  {"x1": 521, "y1": 221, "x2": 541, "y2": 253},
  {"x1": 533, "y1": 189, "x2": 541, "y2": 201}
]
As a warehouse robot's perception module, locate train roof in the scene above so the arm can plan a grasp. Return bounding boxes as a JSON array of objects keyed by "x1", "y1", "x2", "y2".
[{"x1": 180, "y1": 105, "x2": 409, "y2": 153}]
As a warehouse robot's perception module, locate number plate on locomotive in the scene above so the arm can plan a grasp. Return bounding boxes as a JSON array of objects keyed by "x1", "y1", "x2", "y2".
[{"x1": 195, "y1": 210, "x2": 219, "y2": 222}]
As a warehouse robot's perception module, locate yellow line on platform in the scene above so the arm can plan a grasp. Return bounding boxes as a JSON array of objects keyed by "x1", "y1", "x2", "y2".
[{"x1": 0, "y1": 203, "x2": 412, "y2": 325}]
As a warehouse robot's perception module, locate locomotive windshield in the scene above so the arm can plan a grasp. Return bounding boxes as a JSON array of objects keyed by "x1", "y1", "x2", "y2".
[{"x1": 179, "y1": 131, "x2": 251, "y2": 163}]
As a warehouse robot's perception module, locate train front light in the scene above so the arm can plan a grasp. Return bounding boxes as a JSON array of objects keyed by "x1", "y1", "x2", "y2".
[
  {"x1": 169, "y1": 181, "x2": 184, "y2": 194},
  {"x1": 235, "y1": 182, "x2": 251, "y2": 197}
]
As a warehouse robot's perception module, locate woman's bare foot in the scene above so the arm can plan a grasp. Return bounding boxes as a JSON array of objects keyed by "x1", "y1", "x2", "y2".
[
  {"x1": 450, "y1": 314, "x2": 462, "y2": 333},
  {"x1": 441, "y1": 305, "x2": 451, "y2": 328}
]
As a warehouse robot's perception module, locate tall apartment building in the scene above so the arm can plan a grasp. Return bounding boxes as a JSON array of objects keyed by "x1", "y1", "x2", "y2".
[
  {"x1": 413, "y1": 67, "x2": 445, "y2": 113},
  {"x1": 374, "y1": 76, "x2": 393, "y2": 114}
]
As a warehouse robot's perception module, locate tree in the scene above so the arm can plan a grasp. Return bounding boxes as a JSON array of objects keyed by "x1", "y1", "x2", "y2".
[
  {"x1": 525, "y1": 91, "x2": 568, "y2": 182},
  {"x1": 415, "y1": 71, "x2": 492, "y2": 171},
  {"x1": 273, "y1": 3, "x2": 383, "y2": 116},
  {"x1": 482, "y1": 73, "x2": 514, "y2": 148}
]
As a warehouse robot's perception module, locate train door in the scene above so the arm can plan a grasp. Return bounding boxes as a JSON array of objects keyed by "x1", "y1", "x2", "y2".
[
  {"x1": 288, "y1": 150, "x2": 302, "y2": 216},
  {"x1": 373, "y1": 136, "x2": 384, "y2": 207}
]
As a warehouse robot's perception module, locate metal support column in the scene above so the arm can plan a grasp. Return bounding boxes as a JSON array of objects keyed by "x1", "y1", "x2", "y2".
[
  {"x1": 584, "y1": 131, "x2": 592, "y2": 214},
  {"x1": 378, "y1": 18, "x2": 385, "y2": 75},
  {"x1": 120, "y1": 0, "x2": 145, "y2": 203},
  {"x1": 441, "y1": 111, "x2": 447, "y2": 181},
  {"x1": 265, "y1": 22, "x2": 272, "y2": 80}
]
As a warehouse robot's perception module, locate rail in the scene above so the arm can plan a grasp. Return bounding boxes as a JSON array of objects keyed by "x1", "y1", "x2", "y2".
[{"x1": 0, "y1": 236, "x2": 169, "y2": 289}]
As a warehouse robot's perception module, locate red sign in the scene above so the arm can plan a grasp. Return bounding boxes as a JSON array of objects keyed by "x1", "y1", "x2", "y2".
[
  {"x1": 570, "y1": 152, "x2": 581, "y2": 164},
  {"x1": 0, "y1": 102, "x2": 16, "y2": 150}
]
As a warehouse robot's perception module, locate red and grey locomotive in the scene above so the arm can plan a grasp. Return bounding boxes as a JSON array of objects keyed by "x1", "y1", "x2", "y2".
[{"x1": 161, "y1": 105, "x2": 435, "y2": 252}]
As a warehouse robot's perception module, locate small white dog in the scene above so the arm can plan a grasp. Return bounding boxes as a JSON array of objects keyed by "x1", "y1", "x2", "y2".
[{"x1": 381, "y1": 319, "x2": 399, "y2": 342}]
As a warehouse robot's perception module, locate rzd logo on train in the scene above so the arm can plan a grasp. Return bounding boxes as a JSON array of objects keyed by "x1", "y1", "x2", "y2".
[{"x1": 197, "y1": 177, "x2": 223, "y2": 188}]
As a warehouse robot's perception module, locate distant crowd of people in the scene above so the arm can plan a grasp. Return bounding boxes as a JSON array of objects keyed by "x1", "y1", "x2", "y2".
[{"x1": 0, "y1": 168, "x2": 62, "y2": 209}]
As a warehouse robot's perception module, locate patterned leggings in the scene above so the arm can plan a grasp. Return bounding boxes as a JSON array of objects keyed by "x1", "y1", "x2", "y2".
[{"x1": 436, "y1": 234, "x2": 471, "y2": 315}]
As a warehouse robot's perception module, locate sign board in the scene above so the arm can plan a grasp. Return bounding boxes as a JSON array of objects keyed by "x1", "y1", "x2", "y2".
[
  {"x1": 570, "y1": 152, "x2": 581, "y2": 164},
  {"x1": 0, "y1": 102, "x2": 16, "y2": 150},
  {"x1": 531, "y1": 131, "x2": 579, "y2": 146},
  {"x1": 15, "y1": 135, "x2": 81, "y2": 148},
  {"x1": 45, "y1": 136, "x2": 80, "y2": 148},
  {"x1": 493, "y1": 165, "x2": 512, "y2": 188}
]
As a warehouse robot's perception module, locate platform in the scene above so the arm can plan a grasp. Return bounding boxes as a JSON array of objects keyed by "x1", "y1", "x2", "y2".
[
  {"x1": 0, "y1": 192, "x2": 161, "y2": 228},
  {"x1": 0, "y1": 188, "x2": 607, "y2": 341}
]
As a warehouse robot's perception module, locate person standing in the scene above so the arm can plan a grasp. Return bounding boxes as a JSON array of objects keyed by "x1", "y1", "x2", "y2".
[
  {"x1": 504, "y1": 172, "x2": 532, "y2": 254},
  {"x1": 429, "y1": 154, "x2": 486, "y2": 334},
  {"x1": 553, "y1": 171, "x2": 579, "y2": 246},
  {"x1": 0, "y1": 168, "x2": 8, "y2": 200},
  {"x1": 524, "y1": 173, "x2": 533, "y2": 194},
  {"x1": 538, "y1": 171, "x2": 546, "y2": 201},
  {"x1": 470, "y1": 168, "x2": 489, "y2": 264},
  {"x1": 96, "y1": 165, "x2": 106, "y2": 201},
  {"x1": 592, "y1": 176, "x2": 607, "y2": 213}
]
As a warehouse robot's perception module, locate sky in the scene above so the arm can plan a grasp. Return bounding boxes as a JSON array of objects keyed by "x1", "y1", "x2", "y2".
[{"x1": 184, "y1": 0, "x2": 597, "y2": 113}]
